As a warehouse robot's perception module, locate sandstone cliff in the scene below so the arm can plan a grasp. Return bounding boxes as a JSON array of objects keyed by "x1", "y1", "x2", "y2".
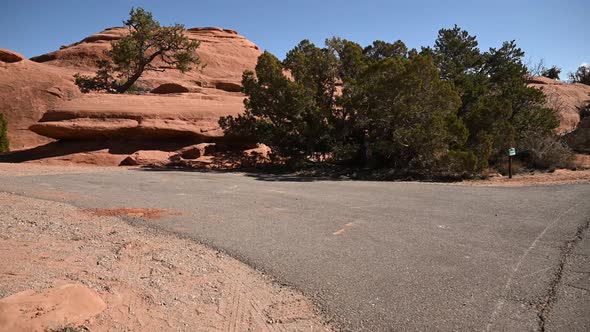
[{"x1": 1, "y1": 27, "x2": 261, "y2": 151}]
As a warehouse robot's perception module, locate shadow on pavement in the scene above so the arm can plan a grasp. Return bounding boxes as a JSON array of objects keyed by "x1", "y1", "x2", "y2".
[{"x1": 131, "y1": 166, "x2": 341, "y2": 182}]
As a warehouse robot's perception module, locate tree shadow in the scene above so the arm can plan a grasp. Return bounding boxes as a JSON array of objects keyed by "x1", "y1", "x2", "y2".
[{"x1": 130, "y1": 162, "x2": 345, "y2": 182}]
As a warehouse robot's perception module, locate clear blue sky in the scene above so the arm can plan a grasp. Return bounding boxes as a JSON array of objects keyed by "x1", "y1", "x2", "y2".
[{"x1": 1, "y1": 0, "x2": 587, "y2": 76}]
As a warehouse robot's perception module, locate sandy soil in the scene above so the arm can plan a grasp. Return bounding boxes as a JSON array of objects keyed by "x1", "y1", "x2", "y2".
[
  {"x1": 464, "y1": 169, "x2": 590, "y2": 186},
  {"x1": 0, "y1": 192, "x2": 333, "y2": 332}
]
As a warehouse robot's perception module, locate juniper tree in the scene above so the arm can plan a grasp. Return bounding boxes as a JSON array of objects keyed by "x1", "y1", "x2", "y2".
[
  {"x1": 74, "y1": 7, "x2": 201, "y2": 93},
  {"x1": 0, "y1": 113, "x2": 9, "y2": 152},
  {"x1": 541, "y1": 66, "x2": 561, "y2": 80},
  {"x1": 570, "y1": 64, "x2": 590, "y2": 85}
]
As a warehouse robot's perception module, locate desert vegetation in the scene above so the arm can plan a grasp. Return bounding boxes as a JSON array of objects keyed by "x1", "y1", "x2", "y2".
[
  {"x1": 570, "y1": 64, "x2": 590, "y2": 85},
  {"x1": 0, "y1": 113, "x2": 9, "y2": 152},
  {"x1": 542, "y1": 66, "x2": 561, "y2": 80},
  {"x1": 580, "y1": 98, "x2": 590, "y2": 119},
  {"x1": 220, "y1": 25, "x2": 569, "y2": 178},
  {"x1": 74, "y1": 7, "x2": 201, "y2": 93}
]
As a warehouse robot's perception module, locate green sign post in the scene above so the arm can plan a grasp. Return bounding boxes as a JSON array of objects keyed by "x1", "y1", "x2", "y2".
[
  {"x1": 508, "y1": 148, "x2": 516, "y2": 156},
  {"x1": 507, "y1": 148, "x2": 516, "y2": 178}
]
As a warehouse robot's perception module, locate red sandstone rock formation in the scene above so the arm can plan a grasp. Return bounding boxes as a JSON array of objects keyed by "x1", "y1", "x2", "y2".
[
  {"x1": 1, "y1": 27, "x2": 261, "y2": 152},
  {"x1": 29, "y1": 92, "x2": 244, "y2": 140},
  {"x1": 527, "y1": 76, "x2": 590, "y2": 133},
  {"x1": 0, "y1": 48, "x2": 25, "y2": 63},
  {"x1": 0, "y1": 57, "x2": 81, "y2": 150},
  {"x1": 29, "y1": 26, "x2": 261, "y2": 92}
]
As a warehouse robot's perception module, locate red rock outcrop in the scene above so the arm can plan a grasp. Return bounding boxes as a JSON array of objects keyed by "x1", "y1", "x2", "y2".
[
  {"x1": 1, "y1": 27, "x2": 262, "y2": 152},
  {"x1": 528, "y1": 77, "x2": 590, "y2": 133},
  {"x1": 30, "y1": 26, "x2": 261, "y2": 92},
  {"x1": 120, "y1": 150, "x2": 175, "y2": 167},
  {"x1": 29, "y1": 92, "x2": 245, "y2": 140},
  {"x1": 151, "y1": 83, "x2": 190, "y2": 94},
  {"x1": 0, "y1": 48, "x2": 24, "y2": 63},
  {"x1": 178, "y1": 143, "x2": 217, "y2": 159},
  {"x1": 0, "y1": 56, "x2": 81, "y2": 150}
]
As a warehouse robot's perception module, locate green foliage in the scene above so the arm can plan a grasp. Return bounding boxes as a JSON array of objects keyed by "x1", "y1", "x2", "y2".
[
  {"x1": 220, "y1": 25, "x2": 566, "y2": 177},
  {"x1": 541, "y1": 65, "x2": 561, "y2": 80},
  {"x1": 433, "y1": 25, "x2": 482, "y2": 82},
  {"x1": 438, "y1": 150, "x2": 478, "y2": 177},
  {"x1": 431, "y1": 27, "x2": 561, "y2": 170},
  {"x1": 221, "y1": 40, "x2": 467, "y2": 176},
  {"x1": 219, "y1": 51, "x2": 331, "y2": 160},
  {"x1": 570, "y1": 64, "x2": 590, "y2": 85},
  {"x1": 345, "y1": 51, "x2": 465, "y2": 171},
  {"x1": 579, "y1": 97, "x2": 590, "y2": 119},
  {"x1": 73, "y1": 60, "x2": 117, "y2": 93},
  {"x1": 518, "y1": 132, "x2": 574, "y2": 170},
  {"x1": 363, "y1": 40, "x2": 408, "y2": 61},
  {"x1": 74, "y1": 7, "x2": 201, "y2": 94},
  {"x1": 0, "y1": 113, "x2": 9, "y2": 152}
]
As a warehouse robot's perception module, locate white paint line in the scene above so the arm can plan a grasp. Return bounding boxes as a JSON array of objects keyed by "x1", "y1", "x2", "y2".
[
  {"x1": 520, "y1": 266, "x2": 553, "y2": 279},
  {"x1": 485, "y1": 203, "x2": 579, "y2": 331},
  {"x1": 265, "y1": 189, "x2": 287, "y2": 194}
]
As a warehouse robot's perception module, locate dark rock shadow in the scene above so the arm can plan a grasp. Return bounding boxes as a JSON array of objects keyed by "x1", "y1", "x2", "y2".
[{"x1": 0, "y1": 139, "x2": 204, "y2": 163}]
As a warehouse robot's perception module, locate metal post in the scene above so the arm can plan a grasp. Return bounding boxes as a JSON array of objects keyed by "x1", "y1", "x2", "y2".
[{"x1": 508, "y1": 155, "x2": 512, "y2": 179}]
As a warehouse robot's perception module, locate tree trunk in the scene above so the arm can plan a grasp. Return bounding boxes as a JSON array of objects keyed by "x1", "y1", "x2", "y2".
[
  {"x1": 116, "y1": 70, "x2": 143, "y2": 93},
  {"x1": 115, "y1": 50, "x2": 163, "y2": 93}
]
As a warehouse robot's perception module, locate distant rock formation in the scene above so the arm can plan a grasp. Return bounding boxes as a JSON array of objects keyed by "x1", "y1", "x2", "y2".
[
  {"x1": 29, "y1": 26, "x2": 261, "y2": 93},
  {"x1": 527, "y1": 76, "x2": 590, "y2": 133},
  {"x1": 0, "y1": 48, "x2": 24, "y2": 63}
]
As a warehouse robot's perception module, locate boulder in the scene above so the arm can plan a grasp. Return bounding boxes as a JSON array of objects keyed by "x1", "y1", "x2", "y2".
[
  {"x1": 242, "y1": 143, "x2": 272, "y2": 166},
  {"x1": 0, "y1": 48, "x2": 24, "y2": 63},
  {"x1": 178, "y1": 143, "x2": 217, "y2": 159},
  {"x1": 120, "y1": 150, "x2": 174, "y2": 166},
  {"x1": 244, "y1": 143, "x2": 271, "y2": 158},
  {"x1": 0, "y1": 58, "x2": 80, "y2": 150},
  {"x1": 0, "y1": 284, "x2": 106, "y2": 332},
  {"x1": 151, "y1": 83, "x2": 190, "y2": 94}
]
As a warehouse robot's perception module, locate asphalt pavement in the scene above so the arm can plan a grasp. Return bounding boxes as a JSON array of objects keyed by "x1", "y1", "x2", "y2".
[{"x1": 1, "y1": 168, "x2": 588, "y2": 331}]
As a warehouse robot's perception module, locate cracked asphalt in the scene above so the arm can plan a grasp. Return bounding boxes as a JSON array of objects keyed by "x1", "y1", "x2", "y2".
[{"x1": 1, "y1": 168, "x2": 589, "y2": 331}]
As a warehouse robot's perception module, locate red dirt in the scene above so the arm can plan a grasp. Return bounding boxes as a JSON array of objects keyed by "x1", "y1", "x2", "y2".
[
  {"x1": 0, "y1": 192, "x2": 333, "y2": 331},
  {"x1": 82, "y1": 207, "x2": 181, "y2": 220}
]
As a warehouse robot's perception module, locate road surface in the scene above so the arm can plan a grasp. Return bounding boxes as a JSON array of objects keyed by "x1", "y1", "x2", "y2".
[{"x1": 1, "y1": 168, "x2": 588, "y2": 331}]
